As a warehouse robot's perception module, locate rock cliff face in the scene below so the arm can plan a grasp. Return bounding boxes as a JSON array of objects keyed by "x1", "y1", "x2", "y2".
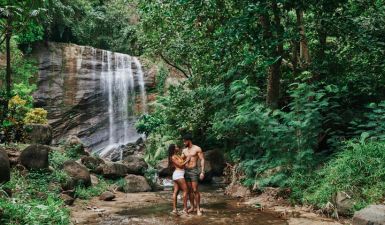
[{"x1": 32, "y1": 42, "x2": 155, "y2": 151}]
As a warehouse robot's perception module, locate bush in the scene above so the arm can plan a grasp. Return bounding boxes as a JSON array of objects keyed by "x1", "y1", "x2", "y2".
[
  {"x1": 291, "y1": 140, "x2": 385, "y2": 213},
  {"x1": 24, "y1": 108, "x2": 48, "y2": 124}
]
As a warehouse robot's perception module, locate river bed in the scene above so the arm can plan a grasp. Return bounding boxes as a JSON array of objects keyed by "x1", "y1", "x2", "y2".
[{"x1": 70, "y1": 185, "x2": 287, "y2": 225}]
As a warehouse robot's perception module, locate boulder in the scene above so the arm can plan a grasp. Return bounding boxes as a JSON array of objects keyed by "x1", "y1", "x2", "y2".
[
  {"x1": 24, "y1": 124, "x2": 53, "y2": 145},
  {"x1": 61, "y1": 179, "x2": 76, "y2": 191},
  {"x1": 81, "y1": 156, "x2": 105, "y2": 173},
  {"x1": 19, "y1": 144, "x2": 50, "y2": 170},
  {"x1": 335, "y1": 191, "x2": 354, "y2": 215},
  {"x1": 204, "y1": 149, "x2": 226, "y2": 176},
  {"x1": 123, "y1": 155, "x2": 148, "y2": 175},
  {"x1": 66, "y1": 135, "x2": 83, "y2": 146},
  {"x1": 90, "y1": 174, "x2": 99, "y2": 186},
  {"x1": 117, "y1": 174, "x2": 151, "y2": 193},
  {"x1": 0, "y1": 148, "x2": 10, "y2": 184},
  {"x1": 157, "y1": 158, "x2": 171, "y2": 177},
  {"x1": 101, "y1": 162, "x2": 128, "y2": 179},
  {"x1": 63, "y1": 160, "x2": 91, "y2": 187},
  {"x1": 99, "y1": 191, "x2": 116, "y2": 201},
  {"x1": 1, "y1": 146, "x2": 20, "y2": 166},
  {"x1": 60, "y1": 193, "x2": 75, "y2": 206},
  {"x1": 353, "y1": 205, "x2": 385, "y2": 225}
]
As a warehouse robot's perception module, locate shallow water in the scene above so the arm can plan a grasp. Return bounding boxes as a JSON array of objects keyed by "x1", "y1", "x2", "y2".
[{"x1": 92, "y1": 186, "x2": 287, "y2": 225}]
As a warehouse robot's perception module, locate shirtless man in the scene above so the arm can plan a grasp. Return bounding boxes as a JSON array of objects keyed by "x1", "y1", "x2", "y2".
[{"x1": 181, "y1": 134, "x2": 205, "y2": 216}]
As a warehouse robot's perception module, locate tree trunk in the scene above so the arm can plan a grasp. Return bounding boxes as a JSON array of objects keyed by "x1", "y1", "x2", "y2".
[
  {"x1": 296, "y1": 9, "x2": 310, "y2": 66},
  {"x1": 5, "y1": 32, "x2": 11, "y2": 99},
  {"x1": 265, "y1": 2, "x2": 283, "y2": 109}
]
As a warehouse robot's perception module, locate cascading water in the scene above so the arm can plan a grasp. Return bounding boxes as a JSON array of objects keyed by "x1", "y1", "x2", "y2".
[
  {"x1": 76, "y1": 46, "x2": 147, "y2": 159},
  {"x1": 99, "y1": 51, "x2": 147, "y2": 158}
]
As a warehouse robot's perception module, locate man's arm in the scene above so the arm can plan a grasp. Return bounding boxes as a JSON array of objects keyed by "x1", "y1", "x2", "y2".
[{"x1": 197, "y1": 148, "x2": 205, "y2": 178}]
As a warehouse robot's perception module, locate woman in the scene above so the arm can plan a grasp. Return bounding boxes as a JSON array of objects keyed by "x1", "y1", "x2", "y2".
[{"x1": 168, "y1": 144, "x2": 190, "y2": 215}]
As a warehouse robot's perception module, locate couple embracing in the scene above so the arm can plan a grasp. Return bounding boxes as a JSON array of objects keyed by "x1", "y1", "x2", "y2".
[{"x1": 168, "y1": 134, "x2": 205, "y2": 216}]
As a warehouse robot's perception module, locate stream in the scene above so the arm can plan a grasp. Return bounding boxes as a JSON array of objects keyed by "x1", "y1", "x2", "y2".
[{"x1": 71, "y1": 185, "x2": 287, "y2": 225}]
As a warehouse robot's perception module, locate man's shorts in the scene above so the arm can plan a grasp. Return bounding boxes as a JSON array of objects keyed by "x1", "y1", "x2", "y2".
[{"x1": 184, "y1": 167, "x2": 199, "y2": 182}]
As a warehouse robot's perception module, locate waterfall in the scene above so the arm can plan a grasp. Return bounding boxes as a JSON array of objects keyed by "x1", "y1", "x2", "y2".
[{"x1": 94, "y1": 50, "x2": 147, "y2": 158}]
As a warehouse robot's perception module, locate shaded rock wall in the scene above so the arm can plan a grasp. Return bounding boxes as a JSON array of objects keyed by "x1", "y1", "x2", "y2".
[{"x1": 32, "y1": 42, "x2": 155, "y2": 150}]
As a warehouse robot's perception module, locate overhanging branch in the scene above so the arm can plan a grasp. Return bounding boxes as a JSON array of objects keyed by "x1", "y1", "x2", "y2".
[{"x1": 160, "y1": 53, "x2": 190, "y2": 79}]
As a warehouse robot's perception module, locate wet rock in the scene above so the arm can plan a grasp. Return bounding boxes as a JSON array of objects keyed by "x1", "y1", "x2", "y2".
[
  {"x1": 24, "y1": 124, "x2": 53, "y2": 145},
  {"x1": 60, "y1": 193, "x2": 75, "y2": 206},
  {"x1": 101, "y1": 162, "x2": 128, "y2": 179},
  {"x1": 157, "y1": 159, "x2": 171, "y2": 177},
  {"x1": 353, "y1": 205, "x2": 385, "y2": 225},
  {"x1": 0, "y1": 148, "x2": 10, "y2": 184},
  {"x1": 122, "y1": 155, "x2": 148, "y2": 175},
  {"x1": 19, "y1": 144, "x2": 50, "y2": 170},
  {"x1": 99, "y1": 191, "x2": 116, "y2": 201},
  {"x1": 335, "y1": 191, "x2": 354, "y2": 215},
  {"x1": 117, "y1": 174, "x2": 151, "y2": 193},
  {"x1": 225, "y1": 183, "x2": 251, "y2": 198},
  {"x1": 63, "y1": 160, "x2": 91, "y2": 187},
  {"x1": 81, "y1": 156, "x2": 105, "y2": 173}
]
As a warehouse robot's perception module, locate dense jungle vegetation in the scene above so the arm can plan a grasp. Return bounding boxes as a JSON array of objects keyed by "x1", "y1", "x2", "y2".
[
  {"x1": 0, "y1": 0, "x2": 385, "y2": 220},
  {"x1": 135, "y1": 0, "x2": 385, "y2": 214}
]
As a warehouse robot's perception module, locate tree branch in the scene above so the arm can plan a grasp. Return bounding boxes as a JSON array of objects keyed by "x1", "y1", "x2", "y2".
[{"x1": 160, "y1": 53, "x2": 190, "y2": 78}]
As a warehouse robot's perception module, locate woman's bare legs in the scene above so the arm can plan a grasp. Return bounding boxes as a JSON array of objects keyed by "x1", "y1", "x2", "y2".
[
  {"x1": 175, "y1": 178, "x2": 189, "y2": 213},
  {"x1": 172, "y1": 181, "x2": 180, "y2": 212}
]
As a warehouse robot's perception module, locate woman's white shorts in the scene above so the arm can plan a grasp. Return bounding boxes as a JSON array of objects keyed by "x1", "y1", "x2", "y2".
[{"x1": 172, "y1": 170, "x2": 185, "y2": 181}]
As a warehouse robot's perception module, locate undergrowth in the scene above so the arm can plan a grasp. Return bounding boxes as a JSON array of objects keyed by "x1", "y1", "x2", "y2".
[
  {"x1": 289, "y1": 140, "x2": 385, "y2": 214},
  {"x1": 0, "y1": 170, "x2": 70, "y2": 225}
]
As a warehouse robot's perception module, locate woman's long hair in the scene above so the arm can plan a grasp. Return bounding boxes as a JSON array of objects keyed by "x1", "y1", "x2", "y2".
[{"x1": 168, "y1": 144, "x2": 176, "y2": 171}]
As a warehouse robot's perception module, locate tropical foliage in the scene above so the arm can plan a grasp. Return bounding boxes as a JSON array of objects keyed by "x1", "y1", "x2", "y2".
[{"x1": 135, "y1": 0, "x2": 385, "y2": 213}]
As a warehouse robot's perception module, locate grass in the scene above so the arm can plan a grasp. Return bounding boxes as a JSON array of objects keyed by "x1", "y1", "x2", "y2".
[
  {"x1": 0, "y1": 170, "x2": 70, "y2": 225},
  {"x1": 75, "y1": 175, "x2": 112, "y2": 199},
  {"x1": 289, "y1": 140, "x2": 385, "y2": 214}
]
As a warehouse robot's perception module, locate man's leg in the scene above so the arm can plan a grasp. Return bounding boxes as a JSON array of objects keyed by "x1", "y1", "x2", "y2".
[
  {"x1": 191, "y1": 181, "x2": 201, "y2": 215},
  {"x1": 186, "y1": 181, "x2": 196, "y2": 212}
]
